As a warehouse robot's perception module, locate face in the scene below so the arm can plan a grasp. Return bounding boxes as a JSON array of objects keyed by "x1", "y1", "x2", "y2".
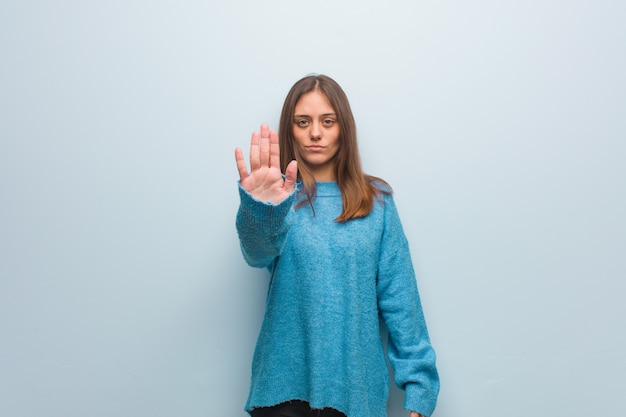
[{"x1": 292, "y1": 90, "x2": 341, "y2": 182}]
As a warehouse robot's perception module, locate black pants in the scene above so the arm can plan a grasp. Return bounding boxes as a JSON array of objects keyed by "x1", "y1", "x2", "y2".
[{"x1": 251, "y1": 400, "x2": 347, "y2": 417}]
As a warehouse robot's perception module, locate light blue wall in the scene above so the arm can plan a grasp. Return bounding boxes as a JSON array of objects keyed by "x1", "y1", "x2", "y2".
[{"x1": 1, "y1": 1, "x2": 624, "y2": 416}]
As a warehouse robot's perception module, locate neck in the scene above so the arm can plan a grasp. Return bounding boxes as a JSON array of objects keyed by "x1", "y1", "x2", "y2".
[{"x1": 309, "y1": 164, "x2": 335, "y2": 182}]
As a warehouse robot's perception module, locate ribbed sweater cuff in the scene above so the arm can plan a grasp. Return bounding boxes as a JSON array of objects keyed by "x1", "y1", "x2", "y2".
[{"x1": 404, "y1": 383, "x2": 437, "y2": 417}]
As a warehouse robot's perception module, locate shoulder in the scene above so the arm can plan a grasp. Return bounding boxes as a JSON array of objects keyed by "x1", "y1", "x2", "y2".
[
  {"x1": 366, "y1": 175, "x2": 394, "y2": 196},
  {"x1": 366, "y1": 177, "x2": 405, "y2": 221},
  {"x1": 366, "y1": 176, "x2": 401, "y2": 221}
]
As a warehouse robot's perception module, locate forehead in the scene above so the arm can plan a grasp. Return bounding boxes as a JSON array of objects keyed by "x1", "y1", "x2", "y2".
[{"x1": 294, "y1": 90, "x2": 335, "y2": 114}]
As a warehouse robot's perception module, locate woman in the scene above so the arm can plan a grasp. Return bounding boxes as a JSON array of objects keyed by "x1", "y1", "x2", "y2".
[{"x1": 234, "y1": 75, "x2": 439, "y2": 417}]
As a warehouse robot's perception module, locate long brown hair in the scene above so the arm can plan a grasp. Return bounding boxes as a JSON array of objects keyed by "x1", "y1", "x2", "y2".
[{"x1": 279, "y1": 74, "x2": 390, "y2": 222}]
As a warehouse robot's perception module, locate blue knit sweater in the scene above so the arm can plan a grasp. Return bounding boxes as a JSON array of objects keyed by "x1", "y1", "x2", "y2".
[{"x1": 236, "y1": 181, "x2": 439, "y2": 417}]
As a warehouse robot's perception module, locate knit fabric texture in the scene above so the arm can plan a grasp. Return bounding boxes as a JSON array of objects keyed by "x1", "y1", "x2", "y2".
[{"x1": 236, "y1": 181, "x2": 439, "y2": 417}]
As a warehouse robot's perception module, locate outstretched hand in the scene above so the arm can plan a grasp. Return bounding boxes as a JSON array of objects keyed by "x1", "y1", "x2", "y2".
[{"x1": 235, "y1": 123, "x2": 298, "y2": 204}]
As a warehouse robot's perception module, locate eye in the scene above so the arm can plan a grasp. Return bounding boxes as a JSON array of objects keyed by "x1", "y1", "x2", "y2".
[
  {"x1": 323, "y1": 118, "x2": 336, "y2": 126},
  {"x1": 295, "y1": 119, "x2": 309, "y2": 127}
]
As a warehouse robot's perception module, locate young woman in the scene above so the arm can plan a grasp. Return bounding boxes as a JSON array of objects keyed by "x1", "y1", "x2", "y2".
[{"x1": 234, "y1": 75, "x2": 439, "y2": 417}]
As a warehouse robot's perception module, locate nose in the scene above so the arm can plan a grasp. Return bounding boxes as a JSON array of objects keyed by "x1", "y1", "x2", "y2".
[{"x1": 310, "y1": 121, "x2": 322, "y2": 140}]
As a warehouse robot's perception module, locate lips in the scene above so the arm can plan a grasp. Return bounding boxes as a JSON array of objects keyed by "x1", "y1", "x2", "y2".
[{"x1": 306, "y1": 145, "x2": 325, "y2": 151}]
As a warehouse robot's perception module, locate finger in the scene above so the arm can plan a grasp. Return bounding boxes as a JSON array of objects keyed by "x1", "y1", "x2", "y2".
[
  {"x1": 269, "y1": 129, "x2": 280, "y2": 169},
  {"x1": 260, "y1": 123, "x2": 270, "y2": 139},
  {"x1": 235, "y1": 147, "x2": 249, "y2": 181},
  {"x1": 249, "y1": 131, "x2": 260, "y2": 171},
  {"x1": 259, "y1": 126, "x2": 270, "y2": 167},
  {"x1": 283, "y1": 160, "x2": 298, "y2": 193}
]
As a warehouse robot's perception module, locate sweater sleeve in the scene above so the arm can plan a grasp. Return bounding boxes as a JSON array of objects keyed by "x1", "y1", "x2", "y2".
[
  {"x1": 376, "y1": 195, "x2": 440, "y2": 416},
  {"x1": 235, "y1": 183, "x2": 296, "y2": 269}
]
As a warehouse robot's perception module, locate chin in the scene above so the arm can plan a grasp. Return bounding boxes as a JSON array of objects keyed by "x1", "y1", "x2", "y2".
[{"x1": 303, "y1": 158, "x2": 330, "y2": 167}]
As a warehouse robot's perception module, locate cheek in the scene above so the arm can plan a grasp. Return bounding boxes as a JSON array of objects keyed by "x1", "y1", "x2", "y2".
[
  {"x1": 330, "y1": 129, "x2": 341, "y2": 147},
  {"x1": 292, "y1": 130, "x2": 306, "y2": 146}
]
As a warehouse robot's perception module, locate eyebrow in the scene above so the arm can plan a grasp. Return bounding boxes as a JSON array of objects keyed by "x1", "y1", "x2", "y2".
[{"x1": 294, "y1": 113, "x2": 337, "y2": 118}]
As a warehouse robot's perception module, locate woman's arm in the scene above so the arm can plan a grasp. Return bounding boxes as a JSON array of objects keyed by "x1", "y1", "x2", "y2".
[
  {"x1": 376, "y1": 196, "x2": 440, "y2": 417},
  {"x1": 236, "y1": 184, "x2": 295, "y2": 268},
  {"x1": 234, "y1": 124, "x2": 298, "y2": 268}
]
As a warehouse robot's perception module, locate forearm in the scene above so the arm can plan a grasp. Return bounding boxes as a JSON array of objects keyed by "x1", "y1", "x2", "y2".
[
  {"x1": 377, "y1": 248, "x2": 439, "y2": 415},
  {"x1": 236, "y1": 183, "x2": 295, "y2": 267}
]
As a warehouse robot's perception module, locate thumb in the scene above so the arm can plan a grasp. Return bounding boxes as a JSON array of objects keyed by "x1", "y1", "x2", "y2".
[{"x1": 284, "y1": 160, "x2": 298, "y2": 192}]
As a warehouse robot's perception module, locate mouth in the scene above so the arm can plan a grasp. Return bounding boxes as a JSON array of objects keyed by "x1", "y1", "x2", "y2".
[{"x1": 306, "y1": 145, "x2": 325, "y2": 151}]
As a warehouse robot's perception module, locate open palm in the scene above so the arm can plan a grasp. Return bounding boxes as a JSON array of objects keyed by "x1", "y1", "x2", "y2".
[{"x1": 235, "y1": 123, "x2": 298, "y2": 204}]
